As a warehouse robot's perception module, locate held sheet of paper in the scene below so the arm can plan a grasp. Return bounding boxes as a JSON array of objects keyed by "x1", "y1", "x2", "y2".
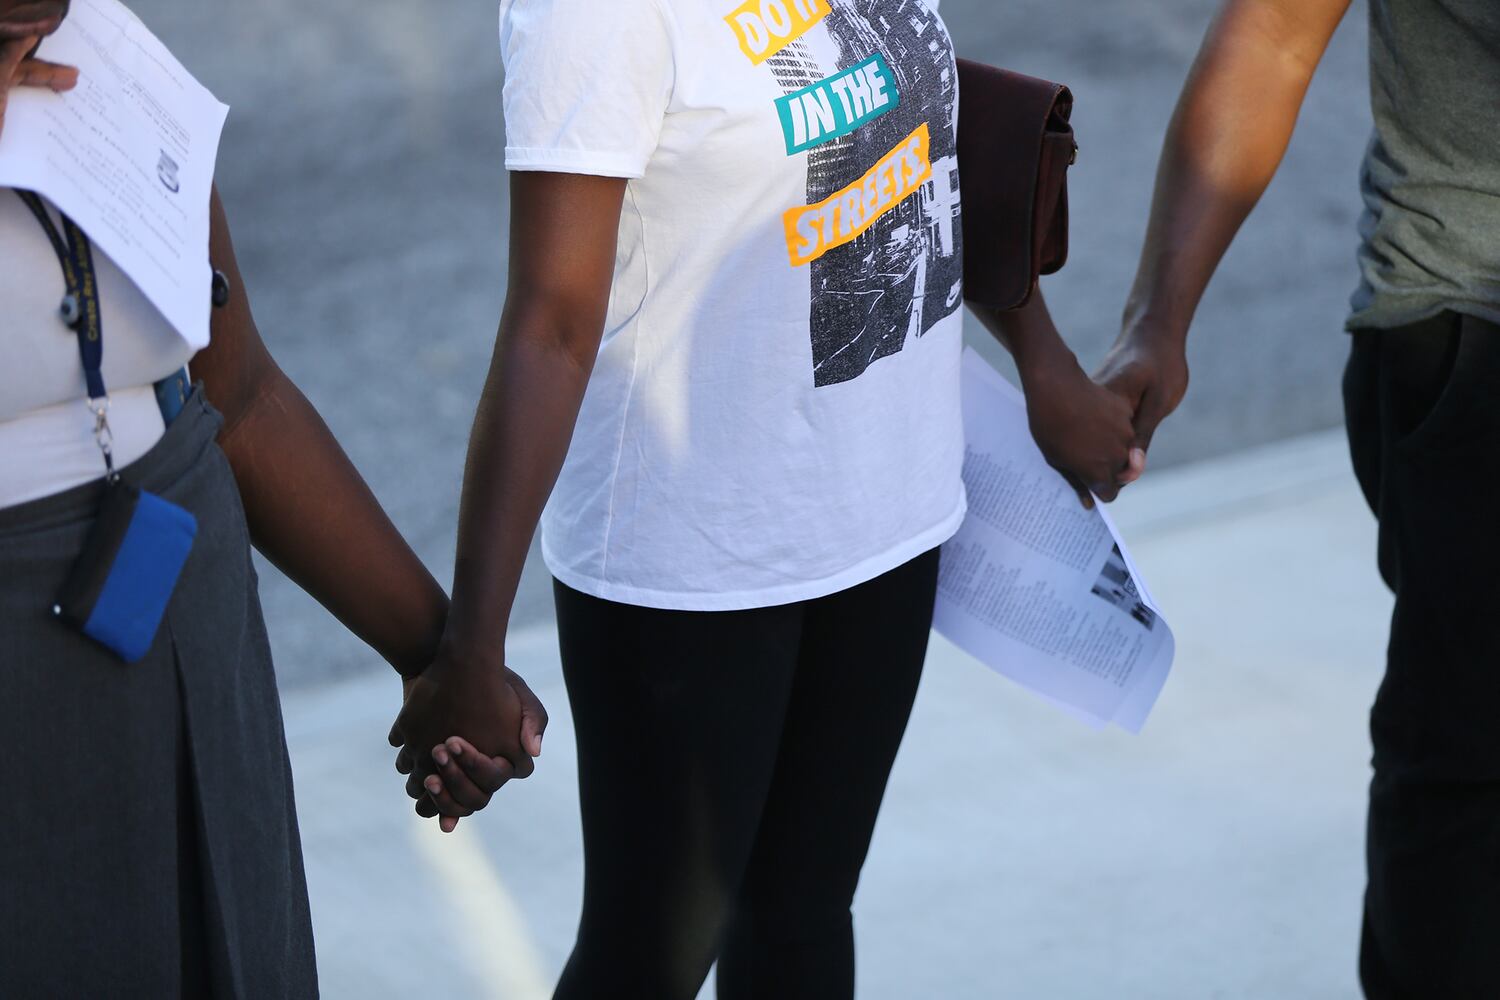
[
  {"x1": 934, "y1": 350, "x2": 1175, "y2": 732},
  {"x1": 0, "y1": 0, "x2": 228, "y2": 348}
]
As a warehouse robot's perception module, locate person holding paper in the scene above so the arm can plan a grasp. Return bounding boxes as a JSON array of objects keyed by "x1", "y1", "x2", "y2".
[
  {"x1": 405, "y1": 2, "x2": 1141, "y2": 997},
  {"x1": 1095, "y1": 1, "x2": 1500, "y2": 995},
  {"x1": 0, "y1": 5, "x2": 533, "y2": 995},
  {"x1": 0, "y1": 5, "x2": 74, "y2": 126}
]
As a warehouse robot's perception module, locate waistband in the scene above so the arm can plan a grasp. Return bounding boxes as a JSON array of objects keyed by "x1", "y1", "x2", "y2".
[
  {"x1": 1350, "y1": 309, "x2": 1500, "y2": 338},
  {"x1": 0, "y1": 386, "x2": 222, "y2": 534},
  {"x1": 0, "y1": 386, "x2": 167, "y2": 511}
]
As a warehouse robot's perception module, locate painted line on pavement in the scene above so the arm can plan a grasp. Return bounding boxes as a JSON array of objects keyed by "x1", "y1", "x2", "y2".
[{"x1": 410, "y1": 819, "x2": 552, "y2": 999}]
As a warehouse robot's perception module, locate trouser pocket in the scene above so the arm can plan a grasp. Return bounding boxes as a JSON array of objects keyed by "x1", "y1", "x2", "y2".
[{"x1": 1393, "y1": 314, "x2": 1500, "y2": 459}]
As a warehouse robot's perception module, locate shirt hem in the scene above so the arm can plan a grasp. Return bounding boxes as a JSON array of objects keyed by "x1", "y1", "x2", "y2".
[
  {"x1": 1346, "y1": 297, "x2": 1500, "y2": 333},
  {"x1": 543, "y1": 495, "x2": 967, "y2": 613},
  {"x1": 505, "y1": 147, "x2": 648, "y2": 179}
]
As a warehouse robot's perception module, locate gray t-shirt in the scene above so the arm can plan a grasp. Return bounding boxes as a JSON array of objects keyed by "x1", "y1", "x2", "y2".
[{"x1": 1349, "y1": 0, "x2": 1500, "y2": 331}]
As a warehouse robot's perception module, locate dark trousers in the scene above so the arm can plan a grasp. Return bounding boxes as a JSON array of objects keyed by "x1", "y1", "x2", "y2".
[
  {"x1": 1344, "y1": 314, "x2": 1500, "y2": 999},
  {"x1": 551, "y1": 550, "x2": 940, "y2": 1000}
]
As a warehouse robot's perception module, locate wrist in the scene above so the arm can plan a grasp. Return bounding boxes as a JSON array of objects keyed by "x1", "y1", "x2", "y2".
[
  {"x1": 1015, "y1": 334, "x2": 1081, "y2": 390},
  {"x1": 992, "y1": 294, "x2": 1076, "y2": 383},
  {"x1": 1120, "y1": 297, "x2": 1191, "y2": 351},
  {"x1": 385, "y1": 590, "x2": 452, "y2": 681},
  {"x1": 432, "y1": 624, "x2": 507, "y2": 677}
]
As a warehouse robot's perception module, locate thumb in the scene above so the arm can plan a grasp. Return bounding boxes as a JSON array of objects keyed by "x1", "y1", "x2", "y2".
[
  {"x1": 1132, "y1": 388, "x2": 1174, "y2": 453},
  {"x1": 1101, "y1": 368, "x2": 1149, "y2": 420},
  {"x1": 509, "y1": 673, "x2": 549, "y2": 758}
]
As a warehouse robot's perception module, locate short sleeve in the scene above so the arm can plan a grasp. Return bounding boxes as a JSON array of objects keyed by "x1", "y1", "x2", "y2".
[{"x1": 499, "y1": 0, "x2": 676, "y2": 179}]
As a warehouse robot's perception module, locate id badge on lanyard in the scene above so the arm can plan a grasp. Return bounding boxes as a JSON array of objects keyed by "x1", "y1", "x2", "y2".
[{"x1": 15, "y1": 191, "x2": 198, "y2": 664}]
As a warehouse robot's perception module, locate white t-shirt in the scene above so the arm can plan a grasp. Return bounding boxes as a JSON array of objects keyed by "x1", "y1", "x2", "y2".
[
  {"x1": 0, "y1": 190, "x2": 197, "y2": 508},
  {"x1": 502, "y1": 0, "x2": 967, "y2": 611}
]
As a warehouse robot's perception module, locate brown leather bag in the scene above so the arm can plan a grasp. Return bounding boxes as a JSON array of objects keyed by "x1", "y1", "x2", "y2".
[{"x1": 956, "y1": 59, "x2": 1078, "y2": 311}]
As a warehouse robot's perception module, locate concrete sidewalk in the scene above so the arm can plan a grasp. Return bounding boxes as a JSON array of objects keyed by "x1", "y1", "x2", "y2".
[{"x1": 283, "y1": 429, "x2": 1390, "y2": 999}]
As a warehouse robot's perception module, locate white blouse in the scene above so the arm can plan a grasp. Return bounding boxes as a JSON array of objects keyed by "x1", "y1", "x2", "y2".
[{"x1": 0, "y1": 190, "x2": 197, "y2": 508}]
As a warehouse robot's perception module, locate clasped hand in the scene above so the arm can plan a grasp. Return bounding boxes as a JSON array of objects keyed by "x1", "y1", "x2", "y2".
[
  {"x1": 1018, "y1": 341, "x2": 1146, "y2": 508},
  {"x1": 1025, "y1": 319, "x2": 1191, "y2": 508},
  {"x1": 389, "y1": 651, "x2": 548, "y2": 833}
]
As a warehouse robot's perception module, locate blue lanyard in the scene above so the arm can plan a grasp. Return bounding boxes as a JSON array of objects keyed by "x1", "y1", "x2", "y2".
[
  {"x1": 16, "y1": 189, "x2": 116, "y2": 477},
  {"x1": 16, "y1": 189, "x2": 106, "y2": 399}
]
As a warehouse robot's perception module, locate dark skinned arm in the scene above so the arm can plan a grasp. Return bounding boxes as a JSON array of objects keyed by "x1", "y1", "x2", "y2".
[
  {"x1": 193, "y1": 189, "x2": 452, "y2": 679},
  {"x1": 1095, "y1": 0, "x2": 1353, "y2": 449},
  {"x1": 390, "y1": 171, "x2": 626, "y2": 812},
  {"x1": 196, "y1": 191, "x2": 512, "y2": 829},
  {"x1": 969, "y1": 289, "x2": 1144, "y2": 507},
  {"x1": 2, "y1": 16, "x2": 510, "y2": 828}
]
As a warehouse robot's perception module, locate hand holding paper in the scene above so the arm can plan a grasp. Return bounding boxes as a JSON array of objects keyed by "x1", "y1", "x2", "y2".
[
  {"x1": 968, "y1": 293, "x2": 1146, "y2": 507},
  {"x1": 0, "y1": 0, "x2": 227, "y2": 347},
  {"x1": 0, "y1": 30, "x2": 78, "y2": 136},
  {"x1": 934, "y1": 349, "x2": 1175, "y2": 732}
]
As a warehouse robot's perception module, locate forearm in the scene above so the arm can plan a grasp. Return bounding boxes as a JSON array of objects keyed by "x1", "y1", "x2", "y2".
[
  {"x1": 218, "y1": 369, "x2": 449, "y2": 678},
  {"x1": 1124, "y1": 0, "x2": 1348, "y2": 344},
  {"x1": 439, "y1": 317, "x2": 596, "y2": 664},
  {"x1": 968, "y1": 288, "x2": 1142, "y2": 501},
  {"x1": 969, "y1": 288, "x2": 1077, "y2": 381},
  {"x1": 195, "y1": 187, "x2": 448, "y2": 677}
]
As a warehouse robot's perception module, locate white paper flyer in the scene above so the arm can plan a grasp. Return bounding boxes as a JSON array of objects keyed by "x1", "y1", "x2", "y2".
[
  {"x1": 0, "y1": 0, "x2": 228, "y2": 347},
  {"x1": 934, "y1": 349, "x2": 1175, "y2": 732}
]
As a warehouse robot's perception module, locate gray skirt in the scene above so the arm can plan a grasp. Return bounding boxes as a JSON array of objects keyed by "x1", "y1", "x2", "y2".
[{"x1": 0, "y1": 392, "x2": 318, "y2": 998}]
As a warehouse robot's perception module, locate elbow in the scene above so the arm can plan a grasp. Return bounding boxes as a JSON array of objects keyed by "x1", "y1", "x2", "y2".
[
  {"x1": 499, "y1": 288, "x2": 609, "y2": 379},
  {"x1": 1211, "y1": 0, "x2": 1341, "y2": 83}
]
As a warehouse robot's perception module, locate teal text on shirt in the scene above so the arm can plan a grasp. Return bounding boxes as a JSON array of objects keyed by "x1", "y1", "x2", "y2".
[{"x1": 776, "y1": 54, "x2": 901, "y2": 156}]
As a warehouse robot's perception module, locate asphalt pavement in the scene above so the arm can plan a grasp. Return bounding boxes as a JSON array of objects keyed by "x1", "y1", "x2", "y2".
[
  {"x1": 286, "y1": 429, "x2": 1390, "y2": 999},
  {"x1": 125, "y1": 0, "x2": 1374, "y2": 684}
]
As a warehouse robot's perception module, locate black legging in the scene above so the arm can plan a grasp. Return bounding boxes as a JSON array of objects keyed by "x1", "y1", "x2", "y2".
[{"x1": 552, "y1": 549, "x2": 941, "y2": 1000}]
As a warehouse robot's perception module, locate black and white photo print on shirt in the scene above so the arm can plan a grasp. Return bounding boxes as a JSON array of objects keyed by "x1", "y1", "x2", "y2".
[{"x1": 739, "y1": 0, "x2": 963, "y2": 387}]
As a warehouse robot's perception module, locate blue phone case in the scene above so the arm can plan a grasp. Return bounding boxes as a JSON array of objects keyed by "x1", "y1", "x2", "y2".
[{"x1": 54, "y1": 482, "x2": 198, "y2": 663}]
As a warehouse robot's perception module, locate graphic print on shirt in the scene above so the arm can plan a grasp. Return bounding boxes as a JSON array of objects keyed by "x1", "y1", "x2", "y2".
[
  {"x1": 774, "y1": 53, "x2": 901, "y2": 155},
  {"x1": 735, "y1": 0, "x2": 962, "y2": 388},
  {"x1": 725, "y1": 0, "x2": 833, "y2": 63}
]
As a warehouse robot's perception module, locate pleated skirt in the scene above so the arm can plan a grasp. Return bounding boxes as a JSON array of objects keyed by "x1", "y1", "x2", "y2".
[{"x1": 0, "y1": 391, "x2": 318, "y2": 997}]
